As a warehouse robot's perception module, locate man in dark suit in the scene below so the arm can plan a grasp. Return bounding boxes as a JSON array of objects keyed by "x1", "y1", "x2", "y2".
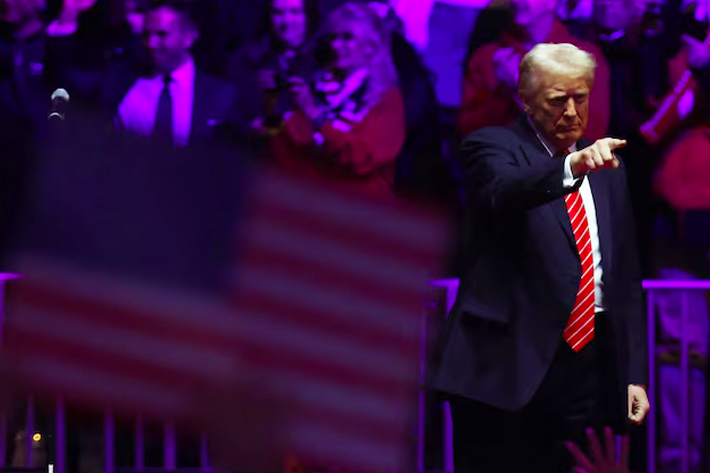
[
  {"x1": 430, "y1": 42, "x2": 649, "y2": 473},
  {"x1": 101, "y1": 0, "x2": 243, "y2": 147}
]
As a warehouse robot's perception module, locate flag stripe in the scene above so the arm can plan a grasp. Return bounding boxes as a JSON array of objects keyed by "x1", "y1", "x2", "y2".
[
  {"x1": 7, "y1": 305, "x2": 236, "y2": 379},
  {"x1": 13, "y1": 355, "x2": 187, "y2": 417},
  {"x1": 238, "y1": 220, "x2": 430, "y2": 292},
  {"x1": 17, "y1": 353, "x2": 410, "y2": 471},
  {"x1": 232, "y1": 289, "x2": 420, "y2": 355},
  {"x1": 248, "y1": 173, "x2": 444, "y2": 250},
  {"x1": 10, "y1": 298, "x2": 412, "y2": 399},
  {"x1": 7, "y1": 329, "x2": 218, "y2": 393},
  {"x1": 8, "y1": 327, "x2": 412, "y2": 443},
  {"x1": 232, "y1": 266, "x2": 421, "y2": 339},
  {"x1": 235, "y1": 241, "x2": 428, "y2": 308},
  {"x1": 241, "y1": 198, "x2": 441, "y2": 271},
  {"x1": 6, "y1": 169, "x2": 448, "y2": 473},
  {"x1": 17, "y1": 277, "x2": 420, "y2": 370}
]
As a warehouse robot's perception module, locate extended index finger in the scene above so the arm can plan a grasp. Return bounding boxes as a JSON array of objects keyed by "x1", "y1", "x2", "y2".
[{"x1": 606, "y1": 138, "x2": 627, "y2": 150}]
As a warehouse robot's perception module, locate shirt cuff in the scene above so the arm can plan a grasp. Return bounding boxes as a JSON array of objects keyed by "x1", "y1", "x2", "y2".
[{"x1": 563, "y1": 153, "x2": 580, "y2": 188}]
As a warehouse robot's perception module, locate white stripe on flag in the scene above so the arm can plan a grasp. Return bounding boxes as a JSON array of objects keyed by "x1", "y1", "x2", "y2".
[
  {"x1": 251, "y1": 174, "x2": 444, "y2": 250},
  {"x1": 10, "y1": 307, "x2": 237, "y2": 379},
  {"x1": 232, "y1": 308, "x2": 415, "y2": 382},
  {"x1": 234, "y1": 267, "x2": 420, "y2": 339},
  {"x1": 244, "y1": 219, "x2": 430, "y2": 291},
  {"x1": 13, "y1": 355, "x2": 186, "y2": 416}
]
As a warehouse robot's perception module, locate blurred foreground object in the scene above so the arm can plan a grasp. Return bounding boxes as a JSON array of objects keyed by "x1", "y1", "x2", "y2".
[
  {"x1": 229, "y1": 169, "x2": 449, "y2": 471},
  {"x1": 1, "y1": 167, "x2": 449, "y2": 473},
  {"x1": 565, "y1": 427, "x2": 630, "y2": 473}
]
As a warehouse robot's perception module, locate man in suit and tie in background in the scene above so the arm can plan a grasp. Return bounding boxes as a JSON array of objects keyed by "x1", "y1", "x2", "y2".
[
  {"x1": 430, "y1": 42, "x2": 649, "y2": 473},
  {"x1": 103, "y1": 0, "x2": 243, "y2": 148}
]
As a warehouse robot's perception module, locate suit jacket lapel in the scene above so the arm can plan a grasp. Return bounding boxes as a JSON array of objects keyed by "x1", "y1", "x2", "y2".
[
  {"x1": 512, "y1": 116, "x2": 578, "y2": 253},
  {"x1": 550, "y1": 187, "x2": 577, "y2": 254}
]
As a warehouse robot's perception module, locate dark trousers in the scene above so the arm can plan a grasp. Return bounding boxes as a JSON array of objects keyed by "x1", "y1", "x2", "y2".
[{"x1": 449, "y1": 335, "x2": 622, "y2": 473}]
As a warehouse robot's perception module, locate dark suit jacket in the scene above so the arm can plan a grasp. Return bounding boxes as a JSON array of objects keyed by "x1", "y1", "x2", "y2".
[
  {"x1": 100, "y1": 59, "x2": 245, "y2": 145},
  {"x1": 430, "y1": 115, "x2": 646, "y2": 413}
]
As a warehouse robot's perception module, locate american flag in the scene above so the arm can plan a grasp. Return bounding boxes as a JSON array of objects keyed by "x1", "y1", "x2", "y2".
[{"x1": 2, "y1": 169, "x2": 448, "y2": 472}]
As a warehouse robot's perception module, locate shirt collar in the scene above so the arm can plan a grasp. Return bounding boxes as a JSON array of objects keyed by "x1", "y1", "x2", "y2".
[
  {"x1": 154, "y1": 56, "x2": 195, "y2": 86},
  {"x1": 526, "y1": 114, "x2": 578, "y2": 156}
]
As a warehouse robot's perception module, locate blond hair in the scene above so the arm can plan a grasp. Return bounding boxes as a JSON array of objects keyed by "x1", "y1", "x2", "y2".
[
  {"x1": 518, "y1": 43, "x2": 596, "y2": 101},
  {"x1": 324, "y1": 2, "x2": 398, "y2": 107}
]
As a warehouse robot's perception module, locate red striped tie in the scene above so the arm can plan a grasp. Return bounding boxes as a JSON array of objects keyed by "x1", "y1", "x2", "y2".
[{"x1": 563, "y1": 189, "x2": 595, "y2": 351}]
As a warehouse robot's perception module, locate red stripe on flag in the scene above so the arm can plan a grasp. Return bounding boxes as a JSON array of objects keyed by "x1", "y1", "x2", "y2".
[
  {"x1": 242, "y1": 197, "x2": 441, "y2": 266},
  {"x1": 234, "y1": 245, "x2": 428, "y2": 311},
  {"x1": 7, "y1": 333, "x2": 407, "y2": 447},
  {"x1": 12, "y1": 281, "x2": 414, "y2": 399}
]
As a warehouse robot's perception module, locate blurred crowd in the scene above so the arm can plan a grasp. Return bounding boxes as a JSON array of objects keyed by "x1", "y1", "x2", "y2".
[
  {"x1": 2, "y1": 0, "x2": 710, "y2": 471},
  {"x1": 3, "y1": 0, "x2": 710, "y2": 276}
]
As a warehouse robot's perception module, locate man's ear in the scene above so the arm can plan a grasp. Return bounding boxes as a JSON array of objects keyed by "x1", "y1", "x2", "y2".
[{"x1": 520, "y1": 93, "x2": 531, "y2": 114}]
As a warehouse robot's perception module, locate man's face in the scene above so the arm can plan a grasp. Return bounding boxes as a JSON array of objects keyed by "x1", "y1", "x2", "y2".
[
  {"x1": 510, "y1": 0, "x2": 557, "y2": 27},
  {"x1": 0, "y1": 0, "x2": 44, "y2": 25},
  {"x1": 270, "y1": 0, "x2": 307, "y2": 49},
  {"x1": 142, "y1": 6, "x2": 196, "y2": 74},
  {"x1": 524, "y1": 69, "x2": 590, "y2": 150}
]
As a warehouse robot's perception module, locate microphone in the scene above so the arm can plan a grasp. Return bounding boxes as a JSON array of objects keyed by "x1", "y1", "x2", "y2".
[{"x1": 48, "y1": 88, "x2": 70, "y2": 121}]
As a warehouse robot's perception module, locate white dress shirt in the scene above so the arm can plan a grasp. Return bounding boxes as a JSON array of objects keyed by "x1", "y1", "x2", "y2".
[
  {"x1": 118, "y1": 58, "x2": 196, "y2": 147},
  {"x1": 529, "y1": 123, "x2": 605, "y2": 312}
]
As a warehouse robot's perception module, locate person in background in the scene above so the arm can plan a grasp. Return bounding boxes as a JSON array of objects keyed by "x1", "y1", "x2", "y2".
[
  {"x1": 269, "y1": 2, "x2": 405, "y2": 198},
  {"x1": 463, "y1": 0, "x2": 512, "y2": 65},
  {"x1": 0, "y1": 0, "x2": 62, "y2": 262},
  {"x1": 102, "y1": 0, "x2": 243, "y2": 148},
  {"x1": 654, "y1": 119, "x2": 710, "y2": 231},
  {"x1": 0, "y1": 0, "x2": 59, "y2": 131},
  {"x1": 123, "y1": 0, "x2": 146, "y2": 34},
  {"x1": 456, "y1": 0, "x2": 610, "y2": 141},
  {"x1": 431, "y1": 43, "x2": 648, "y2": 473},
  {"x1": 366, "y1": 0, "x2": 458, "y2": 205},
  {"x1": 652, "y1": 114, "x2": 710, "y2": 473},
  {"x1": 226, "y1": 0, "x2": 320, "y2": 137},
  {"x1": 585, "y1": 0, "x2": 675, "y2": 278},
  {"x1": 45, "y1": 0, "x2": 140, "y2": 103}
]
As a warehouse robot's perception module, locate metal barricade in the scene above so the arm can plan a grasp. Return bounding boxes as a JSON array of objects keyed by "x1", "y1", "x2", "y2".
[
  {"x1": 421, "y1": 278, "x2": 705, "y2": 473},
  {"x1": 0, "y1": 276, "x2": 704, "y2": 473},
  {"x1": 643, "y1": 279, "x2": 708, "y2": 473},
  {"x1": 0, "y1": 273, "x2": 212, "y2": 473}
]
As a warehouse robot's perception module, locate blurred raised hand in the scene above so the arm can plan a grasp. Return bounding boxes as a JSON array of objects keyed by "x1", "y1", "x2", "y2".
[{"x1": 565, "y1": 427, "x2": 630, "y2": 473}]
